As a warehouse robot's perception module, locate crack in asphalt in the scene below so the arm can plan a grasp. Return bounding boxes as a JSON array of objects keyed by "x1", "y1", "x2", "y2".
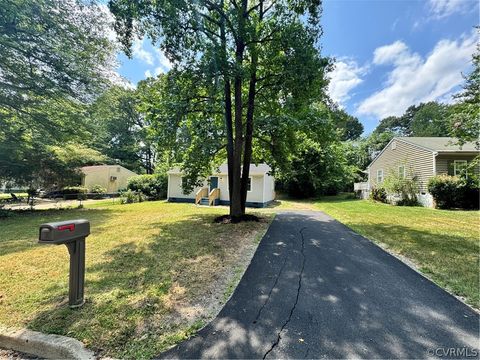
[
  {"x1": 253, "y1": 253, "x2": 289, "y2": 323},
  {"x1": 262, "y1": 227, "x2": 307, "y2": 359}
]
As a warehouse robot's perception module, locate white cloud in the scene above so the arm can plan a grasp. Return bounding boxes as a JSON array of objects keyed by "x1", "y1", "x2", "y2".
[
  {"x1": 428, "y1": 0, "x2": 474, "y2": 19},
  {"x1": 132, "y1": 38, "x2": 154, "y2": 65},
  {"x1": 153, "y1": 48, "x2": 172, "y2": 74},
  {"x1": 142, "y1": 48, "x2": 172, "y2": 79},
  {"x1": 373, "y1": 41, "x2": 410, "y2": 65},
  {"x1": 357, "y1": 31, "x2": 477, "y2": 119},
  {"x1": 328, "y1": 59, "x2": 366, "y2": 107}
]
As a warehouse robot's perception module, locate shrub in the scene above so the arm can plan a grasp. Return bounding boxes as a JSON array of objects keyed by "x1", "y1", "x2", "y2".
[
  {"x1": 427, "y1": 175, "x2": 479, "y2": 210},
  {"x1": 382, "y1": 172, "x2": 419, "y2": 206},
  {"x1": 120, "y1": 190, "x2": 146, "y2": 204},
  {"x1": 458, "y1": 176, "x2": 480, "y2": 210},
  {"x1": 77, "y1": 192, "x2": 87, "y2": 201},
  {"x1": 370, "y1": 187, "x2": 387, "y2": 203},
  {"x1": 127, "y1": 174, "x2": 167, "y2": 200},
  {"x1": 428, "y1": 175, "x2": 460, "y2": 209},
  {"x1": 0, "y1": 209, "x2": 16, "y2": 218},
  {"x1": 90, "y1": 184, "x2": 107, "y2": 199},
  {"x1": 0, "y1": 204, "x2": 15, "y2": 218},
  {"x1": 59, "y1": 186, "x2": 88, "y2": 200}
]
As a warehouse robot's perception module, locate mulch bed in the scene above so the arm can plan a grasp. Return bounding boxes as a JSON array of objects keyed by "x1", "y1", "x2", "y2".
[{"x1": 214, "y1": 214, "x2": 260, "y2": 224}]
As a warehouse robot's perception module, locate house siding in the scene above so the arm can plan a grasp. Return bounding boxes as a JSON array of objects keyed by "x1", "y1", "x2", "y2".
[
  {"x1": 167, "y1": 174, "x2": 207, "y2": 199},
  {"x1": 82, "y1": 166, "x2": 137, "y2": 193},
  {"x1": 216, "y1": 174, "x2": 264, "y2": 202},
  {"x1": 167, "y1": 172, "x2": 275, "y2": 204},
  {"x1": 368, "y1": 139, "x2": 434, "y2": 192},
  {"x1": 435, "y1": 154, "x2": 480, "y2": 176},
  {"x1": 263, "y1": 173, "x2": 275, "y2": 203}
]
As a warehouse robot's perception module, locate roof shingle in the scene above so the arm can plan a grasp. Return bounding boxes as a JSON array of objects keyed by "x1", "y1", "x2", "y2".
[{"x1": 398, "y1": 137, "x2": 479, "y2": 152}]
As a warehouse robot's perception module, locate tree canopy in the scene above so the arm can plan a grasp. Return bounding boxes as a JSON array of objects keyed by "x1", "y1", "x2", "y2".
[
  {"x1": 373, "y1": 102, "x2": 450, "y2": 137},
  {"x1": 1, "y1": 0, "x2": 475, "y2": 203},
  {"x1": 109, "y1": 0, "x2": 331, "y2": 217},
  {"x1": 0, "y1": 0, "x2": 116, "y2": 111},
  {"x1": 89, "y1": 86, "x2": 156, "y2": 174},
  {"x1": 0, "y1": 0, "x2": 118, "y2": 188},
  {"x1": 449, "y1": 39, "x2": 479, "y2": 148}
]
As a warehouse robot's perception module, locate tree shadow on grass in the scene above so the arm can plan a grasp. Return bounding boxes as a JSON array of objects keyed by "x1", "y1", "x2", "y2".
[
  {"x1": 26, "y1": 213, "x2": 261, "y2": 358},
  {"x1": 158, "y1": 213, "x2": 479, "y2": 359},
  {"x1": 0, "y1": 208, "x2": 117, "y2": 257},
  {"x1": 341, "y1": 221, "x2": 480, "y2": 307}
]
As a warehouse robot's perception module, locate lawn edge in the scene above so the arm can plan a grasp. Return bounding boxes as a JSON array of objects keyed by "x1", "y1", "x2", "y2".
[
  {"x1": 159, "y1": 213, "x2": 277, "y2": 354},
  {"x1": 0, "y1": 325, "x2": 94, "y2": 359},
  {"x1": 315, "y1": 209, "x2": 480, "y2": 313}
]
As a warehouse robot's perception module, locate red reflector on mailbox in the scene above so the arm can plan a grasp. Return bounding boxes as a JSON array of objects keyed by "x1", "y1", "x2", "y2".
[{"x1": 58, "y1": 224, "x2": 75, "y2": 232}]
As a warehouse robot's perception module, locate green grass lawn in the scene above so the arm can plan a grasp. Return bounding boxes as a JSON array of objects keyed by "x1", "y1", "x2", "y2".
[
  {"x1": 271, "y1": 194, "x2": 479, "y2": 308},
  {"x1": 0, "y1": 201, "x2": 271, "y2": 358},
  {"x1": 2, "y1": 194, "x2": 478, "y2": 358}
]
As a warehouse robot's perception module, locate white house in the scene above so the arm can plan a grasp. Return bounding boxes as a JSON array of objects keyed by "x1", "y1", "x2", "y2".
[
  {"x1": 167, "y1": 163, "x2": 275, "y2": 208},
  {"x1": 81, "y1": 165, "x2": 137, "y2": 193}
]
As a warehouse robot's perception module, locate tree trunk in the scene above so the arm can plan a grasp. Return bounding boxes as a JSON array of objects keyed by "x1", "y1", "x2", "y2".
[
  {"x1": 224, "y1": 79, "x2": 234, "y2": 208},
  {"x1": 146, "y1": 146, "x2": 153, "y2": 174},
  {"x1": 219, "y1": 0, "x2": 235, "y2": 214},
  {"x1": 230, "y1": 67, "x2": 244, "y2": 218},
  {"x1": 240, "y1": 1, "x2": 262, "y2": 214},
  {"x1": 229, "y1": 0, "x2": 247, "y2": 218},
  {"x1": 241, "y1": 47, "x2": 258, "y2": 213}
]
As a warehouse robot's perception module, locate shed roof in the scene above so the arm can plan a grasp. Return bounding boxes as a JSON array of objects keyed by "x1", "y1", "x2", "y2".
[
  {"x1": 81, "y1": 165, "x2": 137, "y2": 174},
  {"x1": 398, "y1": 137, "x2": 479, "y2": 152}
]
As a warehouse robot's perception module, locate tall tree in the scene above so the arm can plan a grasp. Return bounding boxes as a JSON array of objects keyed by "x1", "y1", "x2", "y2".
[
  {"x1": 0, "y1": 0, "x2": 117, "y2": 186},
  {"x1": 449, "y1": 39, "x2": 480, "y2": 148},
  {"x1": 332, "y1": 109, "x2": 363, "y2": 140},
  {"x1": 109, "y1": 0, "x2": 329, "y2": 218},
  {"x1": 374, "y1": 102, "x2": 450, "y2": 137},
  {"x1": 89, "y1": 85, "x2": 155, "y2": 174},
  {"x1": 0, "y1": 0, "x2": 116, "y2": 112},
  {"x1": 409, "y1": 102, "x2": 449, "y2": 136}
]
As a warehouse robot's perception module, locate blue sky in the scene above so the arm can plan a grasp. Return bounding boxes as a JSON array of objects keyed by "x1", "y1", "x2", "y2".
[{"x1": 116, "y1": 0, "x2": 479, "y2": 134}]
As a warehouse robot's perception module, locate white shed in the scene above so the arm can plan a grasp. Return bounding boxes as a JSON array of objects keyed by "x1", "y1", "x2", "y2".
[{"x1": 167, "y1": 163, "x2": 275, "y2": 208}]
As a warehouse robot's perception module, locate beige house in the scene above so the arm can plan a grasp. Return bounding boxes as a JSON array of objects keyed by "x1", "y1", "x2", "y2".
[
  {"x1": 357, "y1": 137, "x2": 479, "y2": 207},
  {"x1": 167, "y1": 163, "x2": 275, "y2": 208},
  {"x1": 81, "y1": 165, "x2": 137, "y2": 193}
]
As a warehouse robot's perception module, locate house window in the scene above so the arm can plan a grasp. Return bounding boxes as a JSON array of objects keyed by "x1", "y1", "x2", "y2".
[
  {"x1": 398, "y1": 165, "x2": 406, "y2": 179},
  {"x1": 376, "y1": 169, "x2": 384, "y2": 183},
  {"x1": 454, "y1": 160, "x2": 467, "y2": 176},
  {"x1": 391, "y1": 141, "x2": 396, "y2": 150}
]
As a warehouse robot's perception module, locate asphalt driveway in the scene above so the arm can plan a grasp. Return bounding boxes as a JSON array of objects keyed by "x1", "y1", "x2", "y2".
[{"x1": 161, "y1": 211, "x2": 479, "y2": 359}]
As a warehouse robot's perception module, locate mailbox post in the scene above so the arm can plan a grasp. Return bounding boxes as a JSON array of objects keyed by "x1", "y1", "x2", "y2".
[{"x1": 38, "y1": 219, "x2": 90, "y2": 308}]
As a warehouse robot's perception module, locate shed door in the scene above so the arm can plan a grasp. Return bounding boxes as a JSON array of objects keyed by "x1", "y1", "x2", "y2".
[{"x1": 209, "y1": 177, "x2": 218, "y2": 192}]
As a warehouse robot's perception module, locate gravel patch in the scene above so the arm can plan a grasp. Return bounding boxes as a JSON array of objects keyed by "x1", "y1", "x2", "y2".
[{"x1": 0, "y1": 348, "x2": 40, "y2": 359}]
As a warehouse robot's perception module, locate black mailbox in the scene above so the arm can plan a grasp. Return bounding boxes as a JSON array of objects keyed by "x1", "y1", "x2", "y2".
[
  {"x1": 38, "y1": 219, "x2": 90, "y2": 308},
  {"x1": 39, "y1": 219, "x2": 90, "y2": 244}
]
